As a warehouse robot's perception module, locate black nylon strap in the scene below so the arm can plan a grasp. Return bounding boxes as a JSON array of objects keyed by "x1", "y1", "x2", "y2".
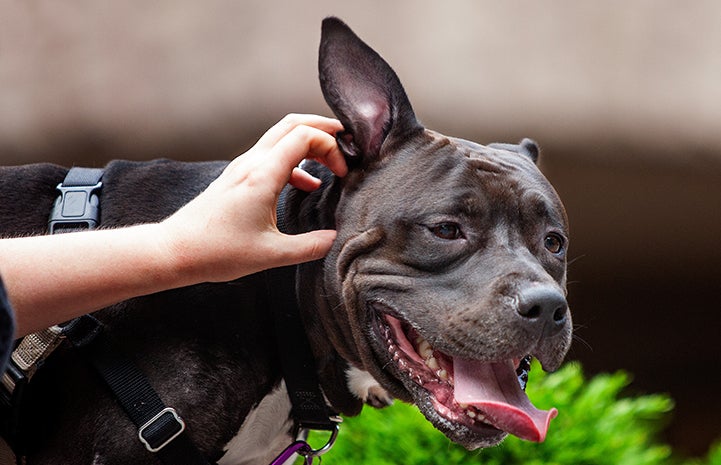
[
  {"x1": 268, "y1": 187, "x2": 338, "y2": 432},
  {"x1": 55, "y1": 168, "x2": 211, "y2": 465},
  {"x1": 63, "y1": 317, "x2": 166, "y2": 429},
  {"x1": 63, "y1": 316, "x2": 210, "y2": 464},
  {"x1": 61, "y1": 167, "x2": 104, "y2": 187},
  {"x1": 266, "y1": 267, "x2": 337, "y2": 431}
]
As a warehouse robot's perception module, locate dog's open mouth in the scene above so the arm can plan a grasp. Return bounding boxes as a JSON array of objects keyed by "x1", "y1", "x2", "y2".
[{"x1": 376, "y1": 312, "x2": 557, "y2": 443}]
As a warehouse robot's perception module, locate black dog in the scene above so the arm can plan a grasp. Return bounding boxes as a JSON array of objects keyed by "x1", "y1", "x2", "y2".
[{"x1": 0, "y1": 17, "x2": 571, "y2": 464}]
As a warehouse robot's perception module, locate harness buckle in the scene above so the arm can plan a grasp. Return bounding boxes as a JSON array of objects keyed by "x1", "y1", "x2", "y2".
[
  {"x1": 48, "y1": 181, "x2": 102, "y2": 233},
  {"x1": 138, "y1": 407, "x2": 186, "y2": 453}
]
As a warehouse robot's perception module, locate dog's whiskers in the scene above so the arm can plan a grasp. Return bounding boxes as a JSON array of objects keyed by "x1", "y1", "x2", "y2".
[{"x1": 570, "y1": 325, "x2": 593, "y2": 352}]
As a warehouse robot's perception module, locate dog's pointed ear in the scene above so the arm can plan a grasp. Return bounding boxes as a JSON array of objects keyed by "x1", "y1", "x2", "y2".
[
  {"x1": 319, "y1": 17, "x2": 422, "y2": 166},
  {"x1": 488, "y1": 138, "x2": 541, "y2": 164}
]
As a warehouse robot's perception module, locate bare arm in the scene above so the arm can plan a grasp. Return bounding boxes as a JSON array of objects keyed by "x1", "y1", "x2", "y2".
[{"x1": 0, "y1": 114, "x2": 347, "y2": 337}]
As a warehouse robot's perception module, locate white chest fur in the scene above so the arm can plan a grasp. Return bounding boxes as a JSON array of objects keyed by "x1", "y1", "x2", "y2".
[{"x1": 218, "y1": 382, "x2": 293, "y2": 465}]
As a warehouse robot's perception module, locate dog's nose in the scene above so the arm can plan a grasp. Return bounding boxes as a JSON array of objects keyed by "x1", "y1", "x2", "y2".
[{"x1": 516, "y1": 286, "x2": 568, "y2": 334}]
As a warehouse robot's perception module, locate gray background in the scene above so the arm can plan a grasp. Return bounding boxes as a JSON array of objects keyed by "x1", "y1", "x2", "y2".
[{"x1": 2, "y1": 1, "x2": 720, "y2": 455}]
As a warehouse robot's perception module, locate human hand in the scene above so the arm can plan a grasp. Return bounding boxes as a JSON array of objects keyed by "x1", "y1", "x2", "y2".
[{"x1": 158, "y1": 114, "x2": 348, "y2": 283}]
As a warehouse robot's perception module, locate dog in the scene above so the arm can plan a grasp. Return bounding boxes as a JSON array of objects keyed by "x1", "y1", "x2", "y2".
[{"x1": 0, "y1": 17, "x2": 571, "y2": 465}]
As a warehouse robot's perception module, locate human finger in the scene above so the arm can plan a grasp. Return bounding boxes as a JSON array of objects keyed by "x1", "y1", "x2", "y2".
[
  {"x1": 271, "y1": 229, "x2": 338, "y2": 267},
  {"x1": 289, "y1": 167, "x2": 322, "y2": 192},
  {"x1": 267, "y1": 125, "x2": 348, "y2": 186},
  {"x1": 254, "y1": 114, "x2": 344, "y2": 151}
]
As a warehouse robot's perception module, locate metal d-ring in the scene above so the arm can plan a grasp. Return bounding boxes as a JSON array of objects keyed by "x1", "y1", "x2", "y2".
[{"x1": 297, "y1": 422, "x2": 341, "y2": 458}]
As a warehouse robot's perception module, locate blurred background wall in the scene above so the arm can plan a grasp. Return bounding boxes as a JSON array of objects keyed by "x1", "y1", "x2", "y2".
[{"x1": 1, "y1": 0, "x2": 720, "y2": 456}]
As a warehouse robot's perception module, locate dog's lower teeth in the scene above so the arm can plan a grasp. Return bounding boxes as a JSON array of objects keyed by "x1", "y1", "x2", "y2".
[
  {"x1": 413, "y1": 334, "x2": 434, "y2": 358},
  {"x1": 389, "y1": 328, "x2": 454, "y2": 386},
  {"x1": 426, "y1": 356, "x2": 439, "y2": 370},
  {"x1": 418, "y1": 341, "x2": 432, "y2": 359},
  {"x1": 462, "y1": 406, "x2": 487, "y2": 423}
]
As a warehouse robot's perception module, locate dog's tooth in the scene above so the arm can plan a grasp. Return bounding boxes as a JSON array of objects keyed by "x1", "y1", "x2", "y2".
[
  {"x1": 466, "y1": 410, "x2": 476, "y2": 419},
  {"x1": 387, "y1": 344, "x2": 397, "y2": 353},
  {"x1": 418, "y1": 340, "x2": 432, "y2": 357},
  {"x1": 437, "y1": 369, "x2": 448, "y2": 380},
  {"x1": 425, "y1": 356, "x2": 439, "y2": 370},
  {"x1": 392, "y1": 352, "x2": 400, "y2": 361},
  {"x1": 458, "y1": 403, "x2": 468, "y2": 409}
]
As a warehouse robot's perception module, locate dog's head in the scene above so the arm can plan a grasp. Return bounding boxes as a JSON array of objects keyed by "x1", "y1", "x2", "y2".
[{"x1": 316, "y1": 17, "x2": 571, "y2": 449}]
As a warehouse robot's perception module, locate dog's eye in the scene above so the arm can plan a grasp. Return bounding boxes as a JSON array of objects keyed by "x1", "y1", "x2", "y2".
[
  {"x1": 544, "y1": 233, "x2": 565, "y2": 254},
  {"x1": 430, "y1": 222, "x2": 464, "y2": 240}
]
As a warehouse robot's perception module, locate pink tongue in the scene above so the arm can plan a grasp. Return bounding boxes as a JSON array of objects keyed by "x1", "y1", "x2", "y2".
[{"x1": 453, "y1": 358, "x2": 557, "y2": 442}]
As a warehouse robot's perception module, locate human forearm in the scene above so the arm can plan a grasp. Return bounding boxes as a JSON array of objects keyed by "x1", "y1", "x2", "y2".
[{"x1": 0, "y1": 224, "x2": 182, "y2": 337}]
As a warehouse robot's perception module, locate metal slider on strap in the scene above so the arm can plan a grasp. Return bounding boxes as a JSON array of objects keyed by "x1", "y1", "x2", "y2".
[
  {"x1": 48, "y1": 181, "x2": 102, "y2": 234},
  {"x1": 138, "y1": 407, "x2": 186, "y2": 453}
]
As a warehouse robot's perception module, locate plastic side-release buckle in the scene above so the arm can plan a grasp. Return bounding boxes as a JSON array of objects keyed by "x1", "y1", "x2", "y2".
[
  {"x1": 138, "y1": 407, "x2": 186, "y2": 453},
  {"x1": 48, "y1": 181, "x2": 102, "y2": 233}
]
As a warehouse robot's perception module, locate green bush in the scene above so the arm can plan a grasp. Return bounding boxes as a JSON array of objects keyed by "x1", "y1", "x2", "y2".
[{"x1": 303, "y1": 361, "x2": 718, "y2": 465}]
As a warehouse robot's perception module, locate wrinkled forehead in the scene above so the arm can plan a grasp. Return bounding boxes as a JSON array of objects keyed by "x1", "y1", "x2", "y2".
[
  {"x1": 352, "y1": 130, "x2": 567, "y2": 224},
  {"x1": 440, "y1": 133, "x2": 567, "y2": 223},
  {"x1": 446, "y1": 135, "x2": 541, "y2": 178}
]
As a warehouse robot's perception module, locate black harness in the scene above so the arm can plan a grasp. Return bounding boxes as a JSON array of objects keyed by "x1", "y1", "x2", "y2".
[{"x1": 0, "y1": 168, "x2": 339, "y2": 464}]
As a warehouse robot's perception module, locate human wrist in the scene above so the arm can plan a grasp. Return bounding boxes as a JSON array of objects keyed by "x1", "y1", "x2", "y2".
[{"x1": 148, "y1": 221, "x2": 201, "y2": 289}]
